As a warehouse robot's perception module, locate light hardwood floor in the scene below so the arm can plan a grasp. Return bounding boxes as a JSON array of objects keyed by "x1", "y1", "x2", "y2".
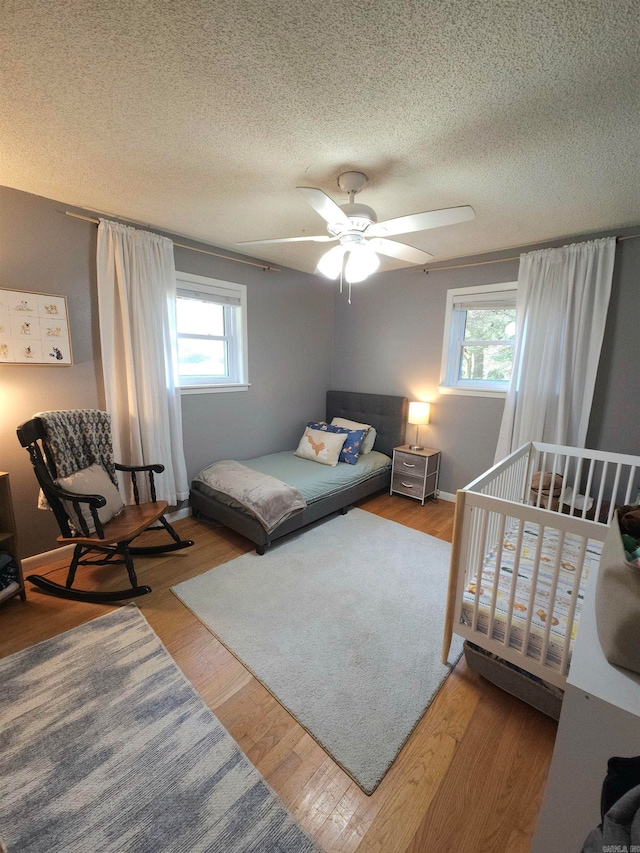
[{"x1": 0, "y1": 494, "x2": 557, "y2": 852}]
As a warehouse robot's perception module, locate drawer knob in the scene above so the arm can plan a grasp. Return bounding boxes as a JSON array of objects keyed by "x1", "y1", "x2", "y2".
[
  {"x1": 402, "y1": 462, "x2": 416, "y2": 468},
  {"x1": 401, "y1": 482, "x2": 414, "y2": 488}
]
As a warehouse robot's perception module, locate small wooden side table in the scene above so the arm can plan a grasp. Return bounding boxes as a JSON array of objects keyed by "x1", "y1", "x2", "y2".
[{"x1": 390, "y1": 446, "x2": 441, "y2": 505}]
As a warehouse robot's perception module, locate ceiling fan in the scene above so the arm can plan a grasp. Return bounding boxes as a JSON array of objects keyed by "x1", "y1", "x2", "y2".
[{"x1": 239, "y1": 171, "x2": 475, "y2": 286}]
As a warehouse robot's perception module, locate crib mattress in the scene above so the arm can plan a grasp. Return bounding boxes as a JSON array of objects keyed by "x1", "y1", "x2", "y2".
[{"x1": 461, "y1": 524, "x2": 602, "y2": 669}]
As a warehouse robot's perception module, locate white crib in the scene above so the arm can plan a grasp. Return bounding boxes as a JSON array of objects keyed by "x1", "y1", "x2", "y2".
[{"x1": 442, "y1": 441, "x2": 640, "y2": 690}]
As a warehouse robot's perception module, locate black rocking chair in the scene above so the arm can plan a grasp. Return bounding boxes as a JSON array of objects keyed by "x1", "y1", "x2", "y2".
[{"x1": 17, "y1": 415, "x2": 194, "y2": 604}]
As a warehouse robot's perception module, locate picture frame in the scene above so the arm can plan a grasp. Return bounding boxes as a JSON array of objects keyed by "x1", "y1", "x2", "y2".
[{"x1": 0, "y1": 289, "x2": 73, "y2": 365}]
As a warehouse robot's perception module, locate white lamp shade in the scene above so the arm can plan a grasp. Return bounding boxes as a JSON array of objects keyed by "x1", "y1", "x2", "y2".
[
  {"x1": 344, "y1": 243, "x2": 380, "y2": 283},
  {"x1": 408, "y1": 401, "x2": 430, "y2": 425},
  {"x1": 317, "y1": 244, "x2": 347, "y2": 279}
]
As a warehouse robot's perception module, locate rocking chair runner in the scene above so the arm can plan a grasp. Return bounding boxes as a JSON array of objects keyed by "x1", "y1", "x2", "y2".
[{"x1": 17, "y1": 412, "x2": 194, "y2": 604}]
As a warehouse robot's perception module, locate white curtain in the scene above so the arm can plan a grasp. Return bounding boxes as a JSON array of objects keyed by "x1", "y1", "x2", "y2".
[
  {"x1": 495, "y1": 237, "x2": 616, "y2": 461},
  {"x1": 96, "y1": 219, "x2": 189, "y2": 504}
]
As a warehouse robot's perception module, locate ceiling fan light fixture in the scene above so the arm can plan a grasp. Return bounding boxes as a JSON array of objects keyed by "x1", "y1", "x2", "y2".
[
  {"x1": 316, "y1": 244, "x2": 347, "y2": 279},
  {"x1": 241, "y1": 172, "x2": 475, "y2": 292},
  {"x1": 344, "y1": 243, "x2": 380, "y2": 283}
]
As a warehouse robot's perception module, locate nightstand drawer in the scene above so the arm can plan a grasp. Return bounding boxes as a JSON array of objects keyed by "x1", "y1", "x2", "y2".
[
  {"x1": 394, "y1": 451, "x2": 427, "y2": 477},
  {"x1": 391, "y1": 471, "x2": 424, "y2": 496}
]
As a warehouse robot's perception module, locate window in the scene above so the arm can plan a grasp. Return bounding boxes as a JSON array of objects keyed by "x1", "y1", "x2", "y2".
[
  {"x1": 440, "y1": 282, "x2": 517, "y2": 396},
  {"x1": 175, "y1": 272, "x2": 248, "y2": 394}
]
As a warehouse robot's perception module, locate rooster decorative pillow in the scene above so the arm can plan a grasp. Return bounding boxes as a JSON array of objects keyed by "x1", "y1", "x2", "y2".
[
  {"x1": 294, "y1": 425, "x2": 348, "y2": 466},
  {"x1": 305, "y1": 421, "x2": 368, "y2": 464}
]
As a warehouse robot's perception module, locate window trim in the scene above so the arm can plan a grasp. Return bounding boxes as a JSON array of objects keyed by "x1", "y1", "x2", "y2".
[
  {"x1": 175, "y1": 271, "x2": 248, "y2": 394},
  {"x1": 439, "y1": 281, "x2": 517, "y2": 398}
]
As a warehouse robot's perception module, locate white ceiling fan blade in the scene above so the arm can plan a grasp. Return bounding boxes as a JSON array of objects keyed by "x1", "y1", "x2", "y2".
[
  {"x1": 237, "y1": 235, "x2": 336, "y2": 245},
  {"x1": 297, "y1": 186, "x2": 351, "y2": 228},
  {"x1": 369, "y1": 205, "x2": 475, "y2": 237},
  {"x1": 369, "y1": 238, "x2": 434, "y2": 264}
]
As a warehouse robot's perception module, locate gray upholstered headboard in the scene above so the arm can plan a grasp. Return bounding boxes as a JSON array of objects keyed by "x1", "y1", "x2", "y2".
[{"x1": 326, "y1": 390, "x2": 408, "y2": 458}]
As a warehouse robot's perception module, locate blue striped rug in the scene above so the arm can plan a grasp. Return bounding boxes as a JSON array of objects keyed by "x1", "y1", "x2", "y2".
[{"x1": 0, "y1": 604, "x2": 319, "y2": 853}]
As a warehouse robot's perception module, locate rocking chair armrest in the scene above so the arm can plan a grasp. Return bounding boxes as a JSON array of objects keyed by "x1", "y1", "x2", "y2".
[
  {"x1": 46, "y1": 482, "x2": 107, "y2": 509},
  {"x1": 115, "y1": 462, "x2": 165, "y2": 474},
  {"x1": 45, "y1": 483, "x2": 108, "y2": 538},
  {"x1": 115, "y1": 462, "x2": 163, "y2": 505}
]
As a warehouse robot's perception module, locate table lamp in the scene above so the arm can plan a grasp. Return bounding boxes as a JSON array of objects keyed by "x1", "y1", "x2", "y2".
[{"x1": 408, "y1": 401, "x2": 430, "y2": 450}]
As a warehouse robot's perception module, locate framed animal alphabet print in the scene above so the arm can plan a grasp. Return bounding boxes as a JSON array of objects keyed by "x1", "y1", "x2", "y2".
[{"x1": 0, "y1": 289, "x2": 73, "y2": 365}]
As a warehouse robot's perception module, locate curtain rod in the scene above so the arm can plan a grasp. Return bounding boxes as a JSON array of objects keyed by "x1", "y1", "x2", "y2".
[
  {"x1": 64, "y1": 211, "x2": 281, "y2": 272},
  {"x1": 422, "y1": 232, "x2": 640, "y2": 273},
  {"x1": 66, "y1": 209, "x2": 638, "y2": 275}
]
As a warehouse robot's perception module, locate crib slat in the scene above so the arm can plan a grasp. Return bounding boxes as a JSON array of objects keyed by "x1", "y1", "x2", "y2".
[
  {"x1": 487, "y1": 513, "x2": 507, "y2": 641},
  {"x1": 594, "y1": 461, "x2": 608, "y2": 523},
  {"x1": 504, "y1": 518, "x2": 526, "y2": 649},
  {"x1": 559, "y1": 536, "x2": 588, "y2": 676},
  {"x1": 469, "y1": 506, "x2": 482, "y2": 586},
  {"x1": 535, "y1": 452, "x2": 548, "y2": 508},
  {"x1": 471, "y1": 510, "x2": 490, "y2": 632},
  {"x1": 540, "y1": 530, "x2": 566, "y2": 667},
  {"x1": 624, "y1": 465, "x2": 637, "y2": 505},
  {"x1": 582, "y1": 459, "x2": 595, "y2": 519},
  {"x1": 548, "y1": 453, "x2": 559, "y2": 511},
  {"x1": 520, "y1": 524, "x2": 546, "y2": 661},
  {"x1": 607, "y1": 464, "x2": 623, "y2": 524},
  {"x1": 523, "y1": 452, "x2": 532, "y2": 503},
  {"x1": 525, "y1": 446, "x2": 539, "y2": 506},
  {"x1": 509, "y1": 456, "x2": 519, "y2": 502},
  {"x1": 569, "y1": 456, "x2": 583, "y2": 517}
]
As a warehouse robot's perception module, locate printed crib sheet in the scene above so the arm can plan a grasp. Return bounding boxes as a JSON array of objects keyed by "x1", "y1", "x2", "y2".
[{"x1": 461, "y1": 523, "x2": 602, "y2": 669}]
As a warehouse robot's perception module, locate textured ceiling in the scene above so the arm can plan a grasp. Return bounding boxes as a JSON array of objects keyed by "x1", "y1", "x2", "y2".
[{"x1": 1, "y1": 1, "x2": 639, "y2": 274}]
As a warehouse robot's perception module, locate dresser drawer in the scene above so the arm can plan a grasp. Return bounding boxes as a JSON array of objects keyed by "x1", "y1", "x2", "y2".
[
  {"x1": 391, "y1": 471, "x2": 424, "y2": 497},
  {"x1": 394, "y1": 451, "x2": 427, "y2": 477}
]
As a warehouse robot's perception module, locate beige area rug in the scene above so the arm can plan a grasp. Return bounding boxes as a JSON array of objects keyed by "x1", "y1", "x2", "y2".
[{"x1": 173, "y1": 508, "x2": 463, "y2": 794}]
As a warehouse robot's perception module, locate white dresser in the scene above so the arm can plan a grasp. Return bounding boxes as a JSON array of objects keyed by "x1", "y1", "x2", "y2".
[{"x1": 532, "y1": 547, "x2": 640, "y2": 851}]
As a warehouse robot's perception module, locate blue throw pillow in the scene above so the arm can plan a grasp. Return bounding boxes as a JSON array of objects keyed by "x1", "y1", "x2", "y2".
[{"x1": 306, "y1": 422, "x2": 367, "y2": 465}]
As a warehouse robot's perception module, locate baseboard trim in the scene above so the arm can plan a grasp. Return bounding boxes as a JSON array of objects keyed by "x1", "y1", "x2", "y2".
[
  {"x1": 22, "y1": 544, "x2": 75, "y2": 572},
  {"x1": 438, "y1": 491, "x2": 456, "y2": 503},
  {"x1": 166, "y1": 506, "x2": 192, "y2": 522}
]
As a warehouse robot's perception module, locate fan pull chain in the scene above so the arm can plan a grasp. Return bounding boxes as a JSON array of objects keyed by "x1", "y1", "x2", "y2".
[{"x1": 348, "y1": 280, "x2": 352, "y2": 304}]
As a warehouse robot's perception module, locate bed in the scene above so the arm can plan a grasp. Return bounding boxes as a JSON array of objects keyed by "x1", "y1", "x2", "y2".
[
  {"x1": 441, "y1": 441, "x2": 640, "y2": 714},
  {"x1": 190, "y1": 390, "x2": 408, "y2": 553}
]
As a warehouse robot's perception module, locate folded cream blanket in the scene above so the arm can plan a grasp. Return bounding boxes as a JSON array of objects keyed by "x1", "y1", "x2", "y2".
[{"x1": 195, "y1": 460, "x2": 306, "y2": 533}]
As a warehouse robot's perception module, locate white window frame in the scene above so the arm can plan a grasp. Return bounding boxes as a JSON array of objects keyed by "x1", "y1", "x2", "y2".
[
  {"x1": 175, "y1": 271, "x2": 248, "y2": 395},
  {"x1": 439, "y1": 281, "x2": 517, "y2": 398}
]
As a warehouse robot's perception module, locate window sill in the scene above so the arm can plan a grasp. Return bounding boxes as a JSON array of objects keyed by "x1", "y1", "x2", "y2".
[
  {"x1": 439, "y1": 385, "x2": 507, "y2": 399},
  {"x1": 180, "y1": 383, "x2": 250, "y2": 396}
]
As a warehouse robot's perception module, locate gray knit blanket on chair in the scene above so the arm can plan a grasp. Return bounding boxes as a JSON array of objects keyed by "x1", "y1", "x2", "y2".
[{"x1": 36, "y1": 409, "x2": 117, "y2": 509}]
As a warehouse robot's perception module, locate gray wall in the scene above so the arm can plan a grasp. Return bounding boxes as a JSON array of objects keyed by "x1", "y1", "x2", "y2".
[
  {"x1": 332, "y1": 230, "x2": 640, "y2": 495},
  {"x1": 0, "y1": 186, "x2": 334, "y2": 558},
  {"x1": 587, "y1": 235, "x2": 640, "y2": 457},
  {"x1": 174, "y1": 244, "x2": 334, "y2": 479}
]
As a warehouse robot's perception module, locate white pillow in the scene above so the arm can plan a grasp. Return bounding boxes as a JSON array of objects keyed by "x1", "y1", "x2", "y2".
[
  {"x1": 56, "y1": 463, "x2": 124, "y2": 534},
  {"x1": 331, "y1": 417, "x2": 377, "y2": 453},
  {"x1": 295, "y1": 426, "x2": 348, "y2": 466}
]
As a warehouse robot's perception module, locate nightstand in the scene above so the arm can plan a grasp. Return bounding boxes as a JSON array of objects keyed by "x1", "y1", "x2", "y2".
[{"x1": 390, "y1": 446, "x2": 440, "y2": 505}]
